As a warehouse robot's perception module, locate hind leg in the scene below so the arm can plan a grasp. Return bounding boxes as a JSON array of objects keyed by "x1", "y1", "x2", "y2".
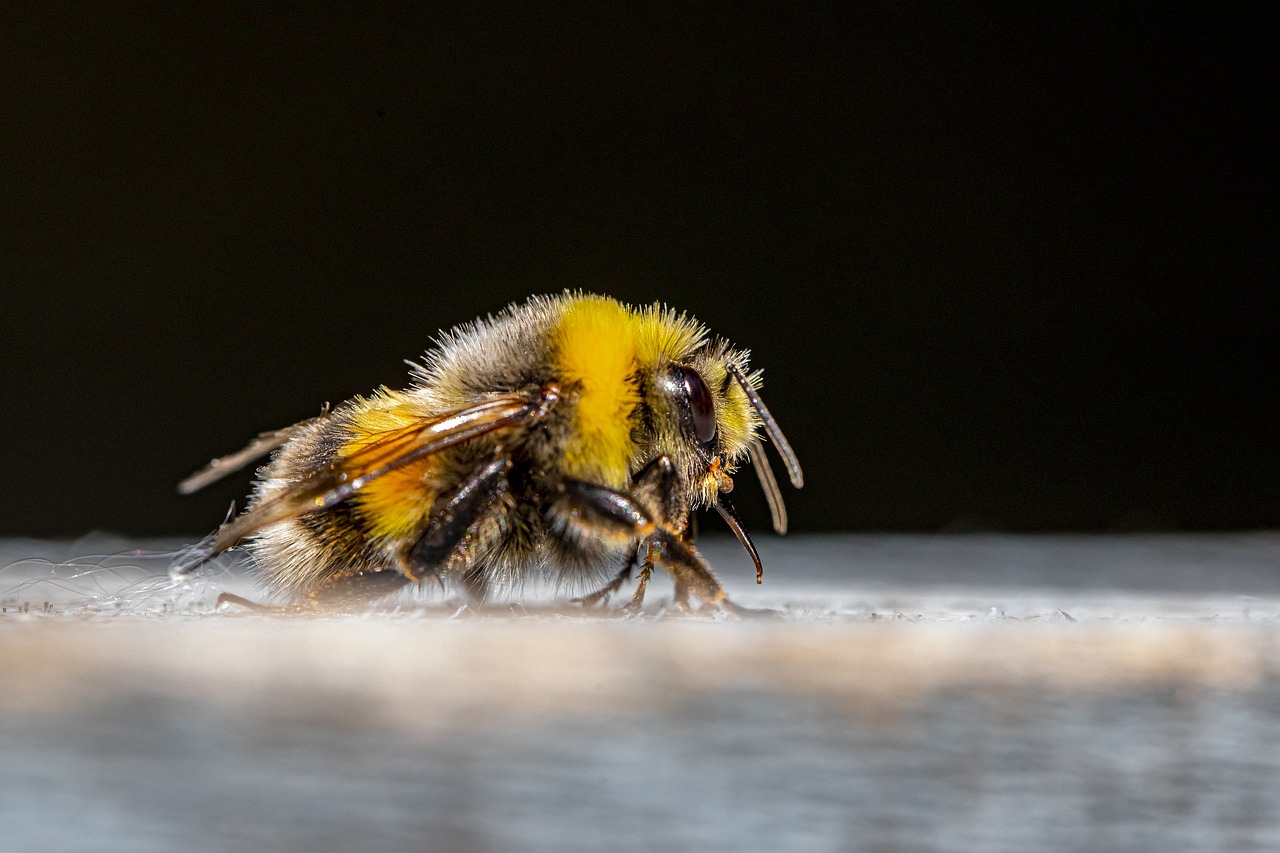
[
  {"x1": 399, "y1": 456, "x2": 511, "y2": 607},
  {"x1": 212, "y1": 566, "x2": 412, "y2": 613},
  {"x1": 306, "y1": 568, "x2": 414, "y2": 609}
]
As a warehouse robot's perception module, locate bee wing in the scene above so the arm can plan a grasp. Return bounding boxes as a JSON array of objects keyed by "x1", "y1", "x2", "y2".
[
  {"x1": 207, "y1": 388, "x2": 556, "y2": 555},
  {"x1": 177, "y1": 414, "x2": 328, "y2": 495}
]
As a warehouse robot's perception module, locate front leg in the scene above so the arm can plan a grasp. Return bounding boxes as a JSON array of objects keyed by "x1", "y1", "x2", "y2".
[
  {"x1": 571, "y1": 456, "x2": 687, "y2": 608},
  {"x1": 572, "y1": 542, "x2": 658, "y2": 610},
  {"x1": 552, "y1": 461, "x2": 733, "y2": 611}
]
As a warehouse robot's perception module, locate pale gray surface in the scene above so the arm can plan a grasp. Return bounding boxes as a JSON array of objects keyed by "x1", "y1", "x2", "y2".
[{"x1": 3, "y1": 534, "x2": 1280, "y2": 852}]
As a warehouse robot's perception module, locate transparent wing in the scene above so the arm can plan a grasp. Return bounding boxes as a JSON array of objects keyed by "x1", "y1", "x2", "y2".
[
  {"x1": 206, "y1": 387, "x2": 557, "y2": 555},
  {"x1": 178, "y1": 414, "x2": 327, "y2": 495}
]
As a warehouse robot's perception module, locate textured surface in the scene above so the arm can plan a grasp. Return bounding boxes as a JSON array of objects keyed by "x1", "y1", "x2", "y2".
[{"x1": 4, "y1": 534, "x2": 1280, "y2": 851}]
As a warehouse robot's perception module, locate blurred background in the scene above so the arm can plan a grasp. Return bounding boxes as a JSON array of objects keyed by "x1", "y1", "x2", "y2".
[
  {"x1": 4, "y1": 12, "x2": 1278, "y2": 851},
  {"x1": 2, "y1": 6, "x2": 1273, "y2": 537}
]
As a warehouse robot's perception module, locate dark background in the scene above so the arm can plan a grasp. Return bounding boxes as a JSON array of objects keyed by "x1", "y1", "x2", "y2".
[{"x1": 1, "y1": 6, "x2": 1273, "y2": 537}]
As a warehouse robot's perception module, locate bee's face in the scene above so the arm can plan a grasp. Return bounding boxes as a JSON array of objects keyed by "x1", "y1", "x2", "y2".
[{"x1": 640, "y1": 345, "x2": 758, "y2": 508}]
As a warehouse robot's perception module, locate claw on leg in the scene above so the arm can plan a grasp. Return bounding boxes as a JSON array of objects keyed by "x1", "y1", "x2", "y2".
[{"x1": 625, "y1": 555, "x2": 654, "y2": 610}]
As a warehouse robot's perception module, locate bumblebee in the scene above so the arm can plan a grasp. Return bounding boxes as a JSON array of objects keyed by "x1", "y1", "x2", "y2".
[{"x1": 179, "y1": 293, "x2": 802, "y2": 611}]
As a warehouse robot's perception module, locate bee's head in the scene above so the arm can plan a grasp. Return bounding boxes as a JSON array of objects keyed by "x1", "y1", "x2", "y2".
[
  {"x1": 637, "y1": 332, "x2": 802, "y2": 581},
  {"x1": 641, "y1": 342, "x2": 754, "y2": 508},
  {"x1": 631, "y1": 302, "x2": 802, "y2": 551},
  {"x1": 635, "y1": 307, "x2": 802, "y2": 501}
]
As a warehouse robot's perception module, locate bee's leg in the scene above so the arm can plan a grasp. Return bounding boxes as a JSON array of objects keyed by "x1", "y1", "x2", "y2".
[
  {"x1": 556, "y1": 470, "x2": 734, "y2": 613},
  {"x1": 625, "y1": 456, "x2": 697, "y2": 610},
  {"x1": 623, "y1": 458, "x2": 728, "y2": 611},
  {"x1": 306, "y1": 569, "x2": 413, "y2": 609},
  {"x1": 663, "y1": 514, "x2": 699, "y2": 611},
  {"x1": 401, "y1": 457, "x2": 511, "y2": 605},
  {"x1": 572, "y1": 456, "x2": 687, "y2": 609},
  {"x1": 623, "y1": 546, "x2": 656, "y2": 610},
  {"x1": 627, "y1": 456, "x2": 690, "y2": 536},
  {"x1": 572, "y1": 549, "x2": 639, "y2": 607},
  {"x1": 214, "y1": 591, "x2": 289, "y2": 613},
  {"x1": 662, "y1": 536, "x2": 731, "y2": 611},
  {"x1": 670, "y1": 581, "x2": 692, "y2": 612}
]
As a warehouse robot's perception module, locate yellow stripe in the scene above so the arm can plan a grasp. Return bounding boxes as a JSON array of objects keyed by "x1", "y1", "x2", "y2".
[
  {"x1": 634, "y1": 302, "x2": 705, "y2": 365},
  {"x1": 553, "y1": 296, "x2": 640, "y2": 486}
]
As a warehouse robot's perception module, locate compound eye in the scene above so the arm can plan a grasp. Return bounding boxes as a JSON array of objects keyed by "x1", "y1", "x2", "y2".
[{"x1": 676, "y1": 365, "x2": 717, "y2": 446}]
